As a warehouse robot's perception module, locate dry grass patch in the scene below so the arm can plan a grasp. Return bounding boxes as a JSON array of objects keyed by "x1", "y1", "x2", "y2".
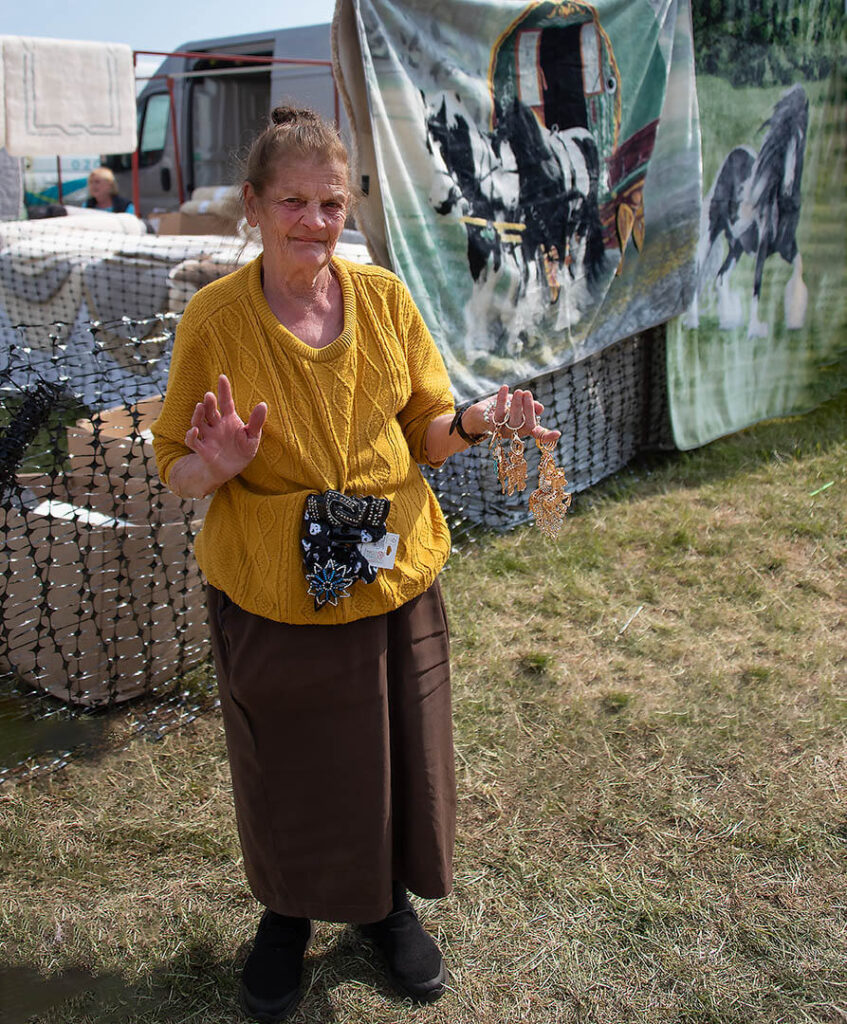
[{"x1": 1, "y1": 391, "x2": 845, "y2": 1023}]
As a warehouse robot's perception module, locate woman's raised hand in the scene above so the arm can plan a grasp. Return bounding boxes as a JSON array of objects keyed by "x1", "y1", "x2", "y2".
[
  {"x1": 184, "y1": 374, "x2": 268, "y2": 486},
  {"x1": 491, "y1": 384, "x2": 561, "y2": 444}
]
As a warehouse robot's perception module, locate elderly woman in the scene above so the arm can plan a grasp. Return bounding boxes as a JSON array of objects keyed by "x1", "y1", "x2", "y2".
[
  {"x1": 152, "y1": 106, "x2": 559, "y2": 1022},
  {"x1": 84, "y1": 166, "x2": 134, "y2": 214}
]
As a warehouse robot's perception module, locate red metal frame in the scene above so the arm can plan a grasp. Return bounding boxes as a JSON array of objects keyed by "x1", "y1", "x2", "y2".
[
  {"x1": 135, "y1": 48, "x2": 333, "y2": 68},
  {"x1": 131, "y1": 48, "x2": 340, "y2": 218},
  {"x1": 131, "y1": 51, "x2": 140, "y2": 216}
]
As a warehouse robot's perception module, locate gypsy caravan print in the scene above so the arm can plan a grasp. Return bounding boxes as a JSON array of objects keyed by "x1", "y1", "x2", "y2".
[{"x1": 420, "y1": 1, "x2": 669, "y2": 359}]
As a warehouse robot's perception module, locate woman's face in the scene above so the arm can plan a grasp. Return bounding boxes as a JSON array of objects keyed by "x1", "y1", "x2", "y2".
[
  {"x1": 88, "y1": 173, "x2": 113, "y2": 205},
  {"x1": 244, "y1": 157, "x2": 349, "y2": 281}
]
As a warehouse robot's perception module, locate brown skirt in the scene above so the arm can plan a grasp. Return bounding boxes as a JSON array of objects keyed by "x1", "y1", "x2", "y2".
[{"x1": 207, "y1": 578, "x2": 455, "y2": 923}]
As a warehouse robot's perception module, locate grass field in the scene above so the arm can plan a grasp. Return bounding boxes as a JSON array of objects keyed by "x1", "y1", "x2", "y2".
[{"x1": 1, "y1": 388, "x2": 845, "y2": 1024}]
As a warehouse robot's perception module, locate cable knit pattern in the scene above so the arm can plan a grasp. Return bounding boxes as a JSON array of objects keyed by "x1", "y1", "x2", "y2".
[{"x1": 151, "y1": 255, "x2": 455, "y2": 625}]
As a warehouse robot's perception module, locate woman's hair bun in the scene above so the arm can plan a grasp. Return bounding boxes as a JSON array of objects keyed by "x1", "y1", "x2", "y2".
[
  {"x1": 244, "y1": 104, "x2": 354, "y2": 201},
  {"x1": 271, "y1": 106, "x2": 321, "y2": 126}
]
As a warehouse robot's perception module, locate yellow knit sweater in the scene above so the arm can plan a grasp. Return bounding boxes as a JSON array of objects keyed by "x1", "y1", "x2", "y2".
[{"x1": 151, "y1": 255, "x2": 455, "y2": 625}]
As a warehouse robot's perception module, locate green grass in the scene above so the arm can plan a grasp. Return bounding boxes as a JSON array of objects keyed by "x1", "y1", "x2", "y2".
[{"x1": 1, "y1": 389, "x2": 845, "y2": 1023}]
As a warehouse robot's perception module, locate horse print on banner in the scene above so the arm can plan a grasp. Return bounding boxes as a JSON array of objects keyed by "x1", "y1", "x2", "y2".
[
  {"x1": 416, "y1": 2, "x2": 664, "y2": 361},
  {"x1": 337, "y1": 0, "x2": 699, "y2": 394},
  {"x1": 685, "y1": 84, "x2": 809, "y2": 338},
  {"x1": 423, "y1": 90, "x2": 608, "y2": 356}
]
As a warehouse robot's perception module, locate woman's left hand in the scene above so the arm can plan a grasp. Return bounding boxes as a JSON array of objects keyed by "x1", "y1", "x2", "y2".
[
  {"x1": 465, "y1": 384, "x2": 561, "y2": 444},
  {"x1": 426, "y1": 383, "x2": 561, "y2": 464},
  {"x1": 494, "y1": 384, "x2": 561, "y2": 444}
]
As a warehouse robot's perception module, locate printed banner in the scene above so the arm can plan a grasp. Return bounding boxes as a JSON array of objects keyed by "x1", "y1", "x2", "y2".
[
  {"x1": 335, "y1": 0, "x2": 701, "y2": 400},
  {"x1": 666, "y1": 3, "x2": 847, "y2": 449}
]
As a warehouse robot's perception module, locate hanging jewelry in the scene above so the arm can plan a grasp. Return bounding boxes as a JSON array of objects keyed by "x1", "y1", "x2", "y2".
[
  {"x1": 503, "y1": 415, "x2": 528, "y2": 496},
  {"x1": 529, "y1": 438, "x2": 572, "y2": 538},
  {"x1": 489, "y1": 406, "x2": 510, "y2": 492}
]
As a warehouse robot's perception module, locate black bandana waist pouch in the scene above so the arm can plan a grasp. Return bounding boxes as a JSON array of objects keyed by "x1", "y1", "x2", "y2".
[{"x1": 301, "y1": 489, "x2": 391, "y2": 610}]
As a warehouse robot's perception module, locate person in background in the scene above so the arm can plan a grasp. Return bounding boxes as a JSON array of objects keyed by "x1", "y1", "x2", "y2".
[
  {"x1": 84, "y1": 166, "x2": 134, "y2": 214},
  {"x1": 152, "y1": 105, "x2": 560, "y2": 1022}
]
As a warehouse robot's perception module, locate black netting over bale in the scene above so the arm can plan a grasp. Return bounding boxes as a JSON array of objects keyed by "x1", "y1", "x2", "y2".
[
  {"x1": 0, "y1": 220, "x2": 673, "y2": 783},
  {"x1": 0, "y1": 329, "x2": 209, "y2": 707}
]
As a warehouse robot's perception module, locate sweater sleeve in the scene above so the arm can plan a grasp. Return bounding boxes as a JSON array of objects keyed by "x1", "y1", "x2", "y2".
[
  {"x1": 394, "y1": 283, "x2": 456, "y2": 468},
  {"x1": 151, "y1": 301, "x2": 219, "y2": 486}
]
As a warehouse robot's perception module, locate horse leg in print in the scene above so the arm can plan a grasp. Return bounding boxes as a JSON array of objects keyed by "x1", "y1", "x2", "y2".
[
  {"x1": 751, "y1": 85, "x2": 809, "y2": 335},
  {"x1": 715, "y1": 240, "x2": 749, "y2": 331},
  {"x1": 570, "y1": 132, "x2": 606, "y2": 288},
  {"x1": 687, "y1": 145, "x2": 755, "y2": 330},
  {"x1": 686, "y1": 152, "x2": 745, "y2": 328},
  {"x1": 462, "y1": 255, "x2": 529, "y2": 358},
  {"x1": 783, "y1": 253, "x2": 808, "y2": 330},
  {"x1": 772, "y1": 161, "x2": 807, "y2": 332},
  {"x1": 544, "y1": 127, "x2": 605, "y2": 330}
]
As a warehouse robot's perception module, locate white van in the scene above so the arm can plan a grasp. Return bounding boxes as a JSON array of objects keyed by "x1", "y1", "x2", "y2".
[{"x1": 106, "y1": 22, "x2": 345, "y2": 217}]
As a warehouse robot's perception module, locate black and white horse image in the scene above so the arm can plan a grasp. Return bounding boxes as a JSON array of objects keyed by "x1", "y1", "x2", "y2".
[
  {"x1": 425, "y1": 92, "x2": 522, "y2": 284},
  {"x1": 687, "y1": 84, "x2": 809, "y2": 337},
  {"x1": 423, "y1": 92, "x2": 607, "y2": 346},
  {"x1": 424, "y1": 92, "x2": 533, "y2": 354},
  {"x1": 496, "y1": 97, "x2": 606, "y2": 302}
]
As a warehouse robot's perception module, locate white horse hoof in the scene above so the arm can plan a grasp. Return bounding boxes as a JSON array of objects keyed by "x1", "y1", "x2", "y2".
[
  {"x1": 681, "y1": 303, "x2": 700, "y2": 330},
  {"x1": 717, "y1": 287, "x2": 744, "y2": 330},
  {"x1": 784, "y1": 274, "x2": 808, "y2": 330}
]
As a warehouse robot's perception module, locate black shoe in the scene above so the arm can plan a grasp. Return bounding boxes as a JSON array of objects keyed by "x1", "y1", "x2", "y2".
[
  {"x1": 239, "y1": 911, "x2": 313, "y2": 1023},
  {"x1": 360, "y1": 892, "x2": 447, "y2": 1003}
]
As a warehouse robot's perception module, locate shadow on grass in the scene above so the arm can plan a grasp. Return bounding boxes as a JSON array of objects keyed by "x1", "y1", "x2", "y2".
[
  {"x1": 0, "y1": 930, "x2": 413, "y2": 1024},
  {"x1": 0, "y1": 954, "x2": 246, "y2": 1024},
  {"x1": 0, "y1": 962, "x2": 147, "y2": 1024},
  {"x1": 0, "y1": 662, "x2": 219, "y2": 789}
]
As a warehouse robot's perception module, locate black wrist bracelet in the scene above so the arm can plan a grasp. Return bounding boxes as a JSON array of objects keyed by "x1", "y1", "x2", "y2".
[{"x1": 449, "y1": 401, "x2": 488, "y2": 446}]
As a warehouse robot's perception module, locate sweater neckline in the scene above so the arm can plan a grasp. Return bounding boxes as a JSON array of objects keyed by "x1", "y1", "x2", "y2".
[{"x1": 248, "y1": 253, "x2": 356, "y2": 362}]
